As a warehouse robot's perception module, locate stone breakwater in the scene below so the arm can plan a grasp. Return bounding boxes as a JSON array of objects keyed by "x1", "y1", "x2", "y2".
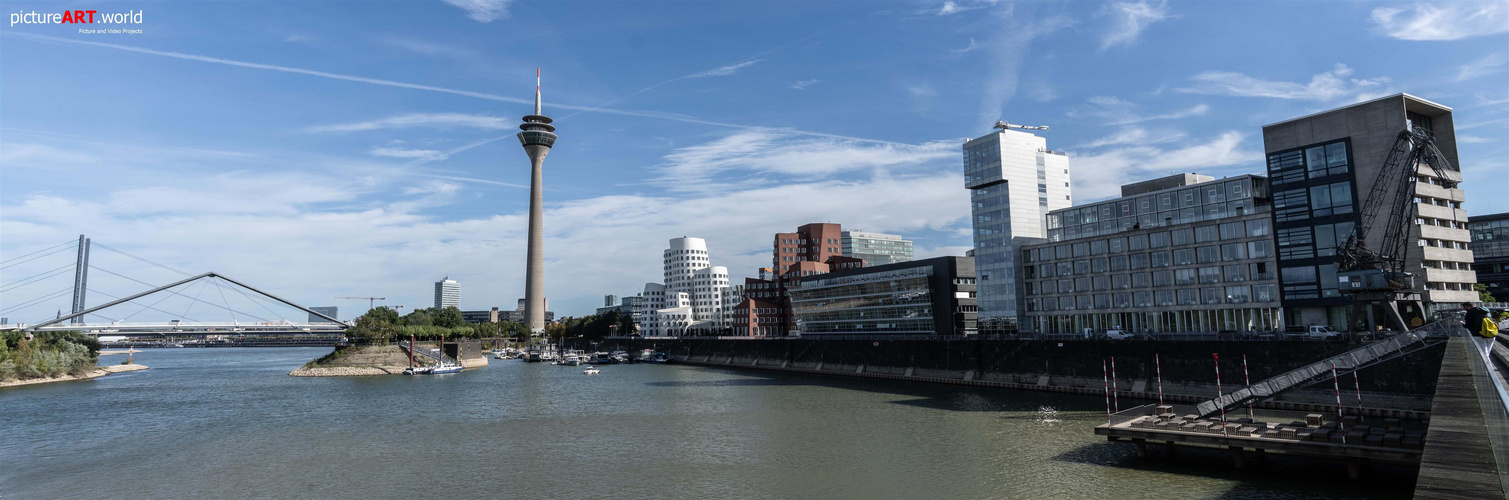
[
  {"x1": 288, "y1": 365, "x2": 409, "y2": 377},
  {"x1": 0, "y1": 363, "x2": 149, "y2": 388}
]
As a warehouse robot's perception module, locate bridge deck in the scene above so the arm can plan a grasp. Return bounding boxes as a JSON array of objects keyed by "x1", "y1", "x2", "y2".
[{"x1": 1413, "y1": 336, "x2": 1507, "y2": 499}]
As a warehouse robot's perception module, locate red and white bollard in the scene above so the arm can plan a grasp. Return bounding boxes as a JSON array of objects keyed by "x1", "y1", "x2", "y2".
[
  {"x1": 1111, "y1": 356, "x2": 1120, "y2": 413},
  {"x1": 1214, "y1": 353, "x2": 1227, "y2": 435},
  {"x1": 1331, "y1": 361, "x2": 1346, "y2": 444},
  {"x1": 1353, "y1": 371, "x2": 1365, "y2": 423},
  {"x1": 1155, "y1": 353, "x2": 1164, "y2": 407},
  {"x1": 1102, "y1": 358, "x2": 1112, "y2": 424},
  {"x1": 1242, "y1": 354, "x2": 1254, "y2": 420}
]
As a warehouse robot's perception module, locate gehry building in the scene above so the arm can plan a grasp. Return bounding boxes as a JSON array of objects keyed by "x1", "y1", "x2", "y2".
[{"x1": 634, "y1": 237, "x2": 732, "y2": 336}]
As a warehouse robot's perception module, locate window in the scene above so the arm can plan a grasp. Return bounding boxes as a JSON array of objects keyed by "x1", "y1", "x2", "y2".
[
  {"x1": 1220, "y1": 222, "x2": 1244, "y2": 240},
  {"x1": 1173, "y1": 248, "x2": 1194, "y2": 266},
  {"x1": 1093, "y1": 275, "x2": 1109, "y2": 291},
  {"x1": 1092, "y1": 258, "x2": 1108, "y2": 273},
  {"x1": 1153, "y1": 270, "x2": 1173, "y2": 287},
  {"x1": 1090, "y1": 240, "x2": 1107, "y2": 255},
  {"x1": 1060, "y1": 297, "x2": 1075, "y2": 310},
  {"x1": 1130, "y1": 253, "x2": 1149, "y2": 269},
  {"x1": 1223, "y1": 264, "x2": 1247, "y2": 282},
  {"x1": 1132, "y1": 272, "x2": 1150, "y2": 288},
  {"x1": 1199, "y1": 266, "x2": 1221, "y2": 284},
  {"x1": 1094, "y1": 294, "x2": 1111, "y2": 309},
  {"x1": 1245, "y1": 218, "x2": 1270, "y2": 237},
  {"x1": 1177, "y1": 289, "x2": 1199, "y2": 305},
  {"x1": 1201, "y1": 287, "x2": 1223, "y2": 304},
  {"x1": 1075, "y1": 277, "x2": 1091, "y2": 293},
  {"x1": 1175, "y1": 268, "x2": 1197, "y2": 285},
  {"x1": 1041, "y1": 280, "x2": 1057, "y2": 294},
  {"x1": 1247, "y1": 240, "x2": 1272, "y2": 259},
  {"x1": 1055, "y1": 245, "x2": 1070, "y2": 259},
  {"x1": 1197, "y1": 246, "x2": 1220, "y2": 264},
  {"x1": 1277, "y1": 227, "x2": 1315, "y2": 259},
  {"x1": 1221, "y1": 243, "x2": 1247, "y2": 261},
  {"x1": 1151, "y1": 251, "x2": 1171, "y2": 268},
  {"x1": 1114, "y1": 292, "x2": 1131, "y2": 308},
  {"x1": 1149, "y1": 232, "x2": 1170, "y2": 248},
  {"x1": 1059, "y1": 279, "x2": 1074, "y2": 293},
  {"x1": 1112, "y1": 274, "x2": 1130, "y2": 289},
  {"x1": 1134, "y1": 291, "x2": 1153, "y2": 307},
  {"x1": 1109, "y1": 255, "x2": 1128, "y2": 271},
  {"x1": 1128, "y1": 234, "x2": 1149, "y2": 251},
  {"x1": 1252, "y1": 284, "x2": 1277, "y2": 302},
  {"x1": 1314, "y1": 222, "x2": 1355, "y2": 257},
  {"x1": 1074, "y1": 260, "x2": 1091, "y2": 275},
  {"x1": 1195, "y1": 225, "x2": 1220, "y2": 243},
  {"x1": 1281, "y1": 266, "x2": 1317, "y2": 283},
  {"x1": 1073, "y1": 243, "x2": 1089, "y2": 257},
  {"x1": 1057, "y1": 262, "x2": 1072, "y2": 276},
  {"x1": 1171, "y1": 228, "x2": 1193, "y2": 246},
  {"x1": 1226, "y1": 286, "x2": 1250, "y2": 304},
  {"x1": 1039, "y1": 264, "x2": 1055, "y2": 278},
  {"x1": 1108, "y1": 237, "x2": 1126, "y2": 253}
]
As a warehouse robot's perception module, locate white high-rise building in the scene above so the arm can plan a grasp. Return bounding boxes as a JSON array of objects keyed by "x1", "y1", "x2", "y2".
[
  {"x1": 634, "y1": 237, "x2": 732, "y2": 336},
  {"x1": 434, "y1": 277, "x2": 460, "y2": 309},
  {"x1": 964, "y1": 124, "x2": 1071, "y2": 332},
  {"x1": 841, "y1": 231, "x2": 914, "y2": 266}
]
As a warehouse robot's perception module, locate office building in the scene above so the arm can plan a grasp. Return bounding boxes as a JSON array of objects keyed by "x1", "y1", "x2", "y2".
[
  {"x1": 434, "y1": 277, "x2": 460, "y2": 309},
  {"x1": 634, "y1": 237, "x2": 733, "y2": 336},
  {"x1": 604, "y1": 295, "x2": 617, "y2": 307},
  {"x1": 1019, "y1": 174, "x2": 1281, "y2": 333},
  {"x1": 1262, "y1": 94, "x2": 1475, "y2": 329},
  {"x1": 308, "y1": 306, "x2": 338, "y2": 324},
  {"x1": 731, "y1": 255, "x2": 865, "y2": 337},
  {"x1": 774, "y1": 223, "x2": 843, "y2": 274},
  {"x1": 462, "y1": 308, "x2": 500, "y2": 324},
  {"x1": 842, "y1": 231, "x2": 914, "y2": 266},
  {"x1": 789, "y1": 256, "x2": 977, "y2": 336},
  {"x1": 1470, "y1": 212, "x2": 1509, "y2": 301},
  {"x1": 964, "y1": 124, "x2": 1071, "y2": 333}
]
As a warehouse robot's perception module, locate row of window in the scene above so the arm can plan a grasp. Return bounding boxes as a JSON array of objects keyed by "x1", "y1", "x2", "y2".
[
  {"x1": 1027, "y1": 219, "x2": 1270, "y2": 262},
  {"x1": 1026, "y1": 262, "x2": 1275, "y2": 295},
  {"x1": 1025, "y1": 284, "x2": 1279, "y2": 311},
  {"x1": 1028, "y1": 241, "x2": 1272, "y2": 278}
]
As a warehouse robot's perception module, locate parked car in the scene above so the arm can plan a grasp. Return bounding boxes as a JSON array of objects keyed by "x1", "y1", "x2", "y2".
[
  {"x1": 1104, "y1": 329, "x2": 1135, "y2": 340},
  {"x1": 1305, "y1": 325, "x2": 1343, "y2": 340}
]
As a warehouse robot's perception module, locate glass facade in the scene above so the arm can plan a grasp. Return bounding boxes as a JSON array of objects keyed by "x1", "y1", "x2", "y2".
[
  {"x1": 1266, "y1": 139, "x2": 1358, "y2": 304},
  {"x1": 1470, "y1": 213, "x2": 1509, "y2": 301},
  {"x1": 1044, "y1": 177, "x2": 1261, "y2": 242},
  {"x1": 841, "y1": 231, "x2": 914, "y2": 266}
]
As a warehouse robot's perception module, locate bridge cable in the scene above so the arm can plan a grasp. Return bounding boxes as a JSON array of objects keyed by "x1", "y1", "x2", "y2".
[
  {"x1": 0, "y1": 286, "x2": 75, "y2": 315},
  {"x1": 92, "y1": 243, "x2": 192, "y2": 276},
  {"x1": 177, "y1": 279, "x2": 213, "y2": 323},
  {"x1": 0, "y1": 239, "x2": 77, "y2": 265},
  {"x1": 220, "y1": 278, "x2": 293, "y2": 323},
  {"x1": 86, "y1": 266, "x2": 276, "y2": 323},
  {"x1": 109, "y1": 285, "x2": 205, "y2": 324},
  {"x1": 0, "y1": 264, "x2": 75, "y2": 292},
  {"x1": 0, "y1": 245, "x2": 77, "y2": 270},
  {"x1": 209, "y1": 277, "x2": 238, "y2": 325}
]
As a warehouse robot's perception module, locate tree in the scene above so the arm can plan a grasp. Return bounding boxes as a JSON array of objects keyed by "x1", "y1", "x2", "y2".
[
  {"x1": 435, "y1": 306, "x2": 466, "y2": 328},
  {"x1": 402, "y1": 310, "x2": 433, "y2": 327},
  {"x1": 1476, "y1": 283, "x2": 1498, "y2": 304},
  {"x1": 368, "y1": 306, "x2": 400, "y2": 324}
]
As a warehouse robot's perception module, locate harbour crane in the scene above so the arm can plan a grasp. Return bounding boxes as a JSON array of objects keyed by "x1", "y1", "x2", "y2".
[
  {"x1": 993, "y1": 120, "x2": 1049, "y2": 131},
  {"x1": 1336, "y1": 126, "x2": 1457, "y2": 331},
  {"x1": 335, "y1": 296, "x2": 386, "y2": 311}
]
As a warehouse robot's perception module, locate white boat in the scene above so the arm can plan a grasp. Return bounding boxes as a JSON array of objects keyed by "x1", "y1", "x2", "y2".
[
  {"x1": 403, "y1": 366, "x2": 434, "y2": 375},
  {"x1": 431, "y1": 363, "x2": 464, "y2": 374},
  {"x1": 583, "y1": 366, "x2": 600, "y2": 375}
]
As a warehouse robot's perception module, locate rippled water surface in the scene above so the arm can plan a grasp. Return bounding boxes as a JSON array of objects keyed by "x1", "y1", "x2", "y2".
[{"x1": 2, "y1": 348, "x2": 1414, "y2": 499}]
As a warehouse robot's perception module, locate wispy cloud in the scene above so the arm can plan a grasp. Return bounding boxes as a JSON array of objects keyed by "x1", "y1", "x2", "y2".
[
  {"x1": 1177, "y1": 63, "x2": 1389, "y2": 101},
  {"x1": 936, "y1": 1, "x2": 982, "y2": 15},
  {"x1": 1370, "y1": 1, "x2": 1509, "y2": 41},
  {"x1": 976, "y1": 7, "x2": 1075, "y2": 128},
  {"x1": 369, "y1": 147, "x2": 448, "y2": 162},
  {"x1": 1070, "y1": 96, "x2": 1209, "y2": 125},
  {"x1": 307, "y1": 113, "x2": 512, "y2": 133},
  {"x1": 790, "y1": 79, "x2": 821, "y2": 90},
  {"x1": 1457, "y1": 135, "x2": 1493, "y2": 144},
  {"x1": 1457, "y1": 53, "x2": 1505, "y2": 81},
  {"x1": 444, "y1": 0, "x2": 511, "y2": 23},
  {"x1": 688, "y1": 59, "x2": 763, "y2": 78},
  {"x1": 1074, "y1": 127, "x2": 1186, "y2": 149},
  {"x1": 651, "y1": 130, "x2": 957, "y2": 193},
  {"x1": 951, "y1": 37, "x2": 983, "y2": 54},
  {"x1": 1101, "y1": 1, "x2": 1171, "y2": 50}
]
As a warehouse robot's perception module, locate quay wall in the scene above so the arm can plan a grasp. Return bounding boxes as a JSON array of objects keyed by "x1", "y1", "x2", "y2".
[{"x1": 610, "y1": 338, "x2": 1445, "y2": 398}]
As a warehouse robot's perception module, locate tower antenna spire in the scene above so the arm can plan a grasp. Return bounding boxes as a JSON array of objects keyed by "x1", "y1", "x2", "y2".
[{"x1": 534, "y1": 68, "x2": 541, "y2": 116}]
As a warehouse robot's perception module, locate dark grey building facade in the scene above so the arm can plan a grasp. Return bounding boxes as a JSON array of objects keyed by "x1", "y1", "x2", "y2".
[{"x1": 789, "y1": 256, "x2": 977, "y2": 336}]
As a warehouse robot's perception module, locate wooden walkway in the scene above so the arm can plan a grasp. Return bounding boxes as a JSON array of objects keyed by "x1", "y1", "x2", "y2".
[{"x1": 1414, "y1": 336, "x2": 1506, "y2": 499}]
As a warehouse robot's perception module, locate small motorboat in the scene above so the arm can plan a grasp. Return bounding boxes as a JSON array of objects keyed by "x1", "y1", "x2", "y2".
[
  {"x1": 583, "y1": 366, "x2": 600, "y2": 375},
  {"x1": 404, "y1": 366, "x2": 434, "y2": 375},
  {"x1": 431, "y1": 363, "x2": 464, "y2": 374}
]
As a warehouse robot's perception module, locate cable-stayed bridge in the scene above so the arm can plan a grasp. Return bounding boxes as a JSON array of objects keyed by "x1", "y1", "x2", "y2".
[{"x1": 2, "y1": 236, "x2": 347, "y2": 336}]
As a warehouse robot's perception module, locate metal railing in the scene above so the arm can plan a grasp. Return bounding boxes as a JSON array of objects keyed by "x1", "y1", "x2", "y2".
[{"x1": 1458, "y1": 327, "x2": 1509, "y2": 494}]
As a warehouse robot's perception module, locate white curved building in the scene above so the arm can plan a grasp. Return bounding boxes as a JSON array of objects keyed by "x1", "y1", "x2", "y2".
[{"x1": 635, "y1": 237, "x2": 733, "y2": 336}]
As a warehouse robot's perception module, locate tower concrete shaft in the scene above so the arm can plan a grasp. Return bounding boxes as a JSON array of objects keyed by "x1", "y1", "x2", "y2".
[{"x1": 517, "y1": 69, "x2": 556, "y2": 335}]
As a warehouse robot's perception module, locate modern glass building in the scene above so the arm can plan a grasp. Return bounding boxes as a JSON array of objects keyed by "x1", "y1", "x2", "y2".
[
  {"x1": 1019, "y1": 174, "x2": 1281, "y2": 334},
  {"x1": 1469, "y1": 212, "x2": 1509, "y2": 301},
  {"x1": 1262, "y1": 94, "x2": 1474, "y2": 330},
  {"x1": 789, "y1": 256, "x2": 976, "y2": 336},
  {"x1": 841, "y1": 231, "x2": 914, "y2": 266},
  {"x1": 963, "y1": 127, "x2": 1070, "y2": 333}
]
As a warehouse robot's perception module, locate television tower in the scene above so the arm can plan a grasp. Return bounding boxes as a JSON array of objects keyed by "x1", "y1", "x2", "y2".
[{"x1": 517, "y1": 69, "x2": 556, "y2": 336}]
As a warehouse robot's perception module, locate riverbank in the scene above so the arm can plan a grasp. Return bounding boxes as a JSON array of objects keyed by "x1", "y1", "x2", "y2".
[
  {"x1": 289, "y1": 344, "x2": 420, "y2": 377},
  {"x1": 0, "y1": 363, "x2": 149, "y2": 388}
]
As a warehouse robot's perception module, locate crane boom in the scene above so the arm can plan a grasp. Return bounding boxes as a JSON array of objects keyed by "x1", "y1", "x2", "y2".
[
  {"x1": 993, "y1": 120, "x2": 1049, "y2": 131},
  {"x1": 335, "y1": 296, "x2": 386, "y2": 310}
]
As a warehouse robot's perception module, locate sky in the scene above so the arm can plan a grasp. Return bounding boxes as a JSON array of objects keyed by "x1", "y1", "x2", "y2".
[{"x1": 2, "y1": 0, "x2": 1506, "y2": 322}]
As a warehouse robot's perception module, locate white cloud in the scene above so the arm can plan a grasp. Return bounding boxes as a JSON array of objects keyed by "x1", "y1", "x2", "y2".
[
  {"x1": 1177, "y1": 63, "x2": 1389, "y2": 101},
  {"x1": 790, "y1": 79, "x2": 821, "y2": 90},
  {"x1": 369, "y1": 147, "x2": 448, "y2": 162},
  {"x1": 650, "y1": 130, "x2": 958, "y2": 193},
  {"x1": 937, "y1": 1, "x2": 982, "y2": 15},
  {"x1": 688, "y1": 59, "x2": 763, "y2": 78},
  {"x1": 307, "y1": 113, "x2": 512, "y2": 132},
  {"x1": 1457, "y1": 53, "x2": 1505, "y2": 81},
  {"x1": 1101, "y1": 1, "x2": 1171, "y2": 50},
  {"x1": 1370, "y1": 1, "x2": 1509, "y2": 40},
  {"x1": 1068, "y1": 131, "x2": 1260, "y2": 200},
  {"x1": 1457, "y1": 135, "x2": 1493, "y2": 143},
  {"x1": 1074, "y1": 127, "x2": 1187, "y2": 149},
  {"x1": 444, "y1": 0, "x2": 511, "y2": 23},
  {"x1": 976, "y1": 8, "x2": 1075, "y2": 128},
  {"x1": 1071, "y1": 96, "x2": 1209, "y2": 125}
]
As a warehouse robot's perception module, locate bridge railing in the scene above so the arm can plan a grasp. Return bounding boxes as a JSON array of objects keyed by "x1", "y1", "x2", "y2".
[{"x1": 1457, "y1": 328, "x2": 1509, "y2": 492}]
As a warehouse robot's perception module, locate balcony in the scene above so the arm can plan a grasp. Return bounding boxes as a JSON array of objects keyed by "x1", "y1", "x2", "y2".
[
  {"x1": 1419, "y1": 225, "x2": 1472, "y2": 243},
  {"x1": 1423, "y1": 267, "x2": 1478, "y2": 284},
  {"x1": 1415, "y1": 182, "x2": 1465, "y2": 202},
  {"x1": 1421, "y1": 246, "x2": 1474, "y2": 263}
]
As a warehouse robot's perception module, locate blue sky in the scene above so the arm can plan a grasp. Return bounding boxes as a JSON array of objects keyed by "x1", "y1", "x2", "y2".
[{"x1": 2, "y1": 0, "x2": 1506, "y2": 321}]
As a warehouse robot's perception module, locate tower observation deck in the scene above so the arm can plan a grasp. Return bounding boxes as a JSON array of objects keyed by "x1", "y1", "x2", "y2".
[{"x1": 517, "y1": 69, "x2": 555, "y2": 335}]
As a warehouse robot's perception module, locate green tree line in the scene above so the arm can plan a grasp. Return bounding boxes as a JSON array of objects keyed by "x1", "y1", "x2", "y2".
[{"x1": 0, "y1": 331, "x2": 101, "y2": 381}]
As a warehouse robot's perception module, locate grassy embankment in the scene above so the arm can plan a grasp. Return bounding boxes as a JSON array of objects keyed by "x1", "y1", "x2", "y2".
[{"x1": 0, "y1": 331, "x2": 100, "y2": 383}]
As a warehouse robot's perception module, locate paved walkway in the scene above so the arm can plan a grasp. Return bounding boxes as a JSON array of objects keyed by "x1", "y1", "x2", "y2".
[{"x1": 1414, "y1": 336, "x2": 1506, "y2": 499}]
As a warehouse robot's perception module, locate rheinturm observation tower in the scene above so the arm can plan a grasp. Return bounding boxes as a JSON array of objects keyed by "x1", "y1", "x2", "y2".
[{"x1": 517, "y1": 69, "x2": 556, "y2": 336}]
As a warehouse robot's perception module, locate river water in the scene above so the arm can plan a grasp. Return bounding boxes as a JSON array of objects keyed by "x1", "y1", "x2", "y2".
[{"x1": 2, "y1": 348, "x2": 1413, "y2": 499}]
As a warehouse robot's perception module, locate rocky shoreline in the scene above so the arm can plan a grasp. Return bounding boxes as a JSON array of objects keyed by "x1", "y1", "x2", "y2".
[
  {"x1": 288, "y1": 365, "x2": 410, "y2": 377},
  {"x1": 0, "y1": 363, "x2": 150, "y2": 388}
]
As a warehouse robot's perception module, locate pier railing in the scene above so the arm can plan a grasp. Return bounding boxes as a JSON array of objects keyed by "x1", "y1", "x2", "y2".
[{"x1": 1457, "y1": 329, "x2": 1509, "y2": 493}]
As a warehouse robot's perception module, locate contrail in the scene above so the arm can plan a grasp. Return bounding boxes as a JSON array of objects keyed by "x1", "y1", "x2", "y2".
[{"x1": 6, "y1": 32, "x2": 909, "y2": 146}]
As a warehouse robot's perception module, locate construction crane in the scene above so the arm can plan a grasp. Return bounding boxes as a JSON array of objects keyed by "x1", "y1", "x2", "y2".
[
  {"x1": 1336, "y1": 126, "x2": 1457, "y2": 331},
  {"x1": 993, "y1": 120, "x2": 1049, "y2": 131},
  {"x1": 335, "y1": 296, "x2": 386, "y2": 311}
]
